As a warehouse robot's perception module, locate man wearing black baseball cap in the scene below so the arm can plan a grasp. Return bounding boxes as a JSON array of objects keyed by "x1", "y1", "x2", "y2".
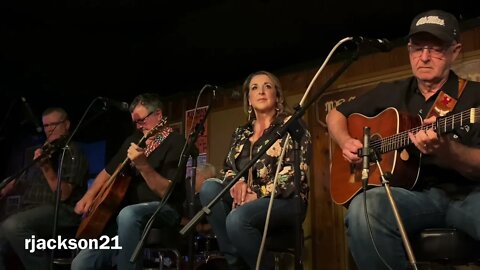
[
  {"x1": 408, "y1": 9, "x2": 460, "y2": 43},
  {"x1": 326, "y1": 9, "x2": 480, "y2": 270}
]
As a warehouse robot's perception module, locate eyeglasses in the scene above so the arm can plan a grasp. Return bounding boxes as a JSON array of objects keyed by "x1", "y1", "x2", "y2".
[
  {"x1": 133, "y1": 111, "x2": 154, "y2": 126},
  {"x1": 408, "y1": 44, "x2": 450, "y2": 59},
  {"x1": 43, "y1": 120, "x2": 66, "y2": 129}
]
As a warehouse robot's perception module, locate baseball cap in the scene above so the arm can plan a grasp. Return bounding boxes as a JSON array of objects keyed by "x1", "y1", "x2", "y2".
[{"x1": 408, "y1": 10, "x2": 460, "y2": 43}]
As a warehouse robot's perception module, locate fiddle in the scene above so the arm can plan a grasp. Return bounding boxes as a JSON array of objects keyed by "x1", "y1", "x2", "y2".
[{"x1": 36, "y1": 135, "x2": 68, "y2": 160}]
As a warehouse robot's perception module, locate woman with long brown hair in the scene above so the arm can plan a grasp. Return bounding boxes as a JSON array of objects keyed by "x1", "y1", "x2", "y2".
[{"x1": 199, "y1": 71, "x2": 312, "y2": 269}]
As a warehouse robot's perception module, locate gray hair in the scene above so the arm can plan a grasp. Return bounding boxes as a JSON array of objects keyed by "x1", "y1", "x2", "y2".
[
  {"x1": 196, "y1": 163, "x2": 216, "y2": 179},
  {"x1": 42, "y1": 107, "x2": 69, "y2": 121},
  {"x1": 129, "y1": 93, "x2": 165, "y2": 114}
]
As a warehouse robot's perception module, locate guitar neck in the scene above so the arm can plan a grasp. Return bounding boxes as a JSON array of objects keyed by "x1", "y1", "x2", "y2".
[{"x1": 374, "y1": 108, "x2": 479, "y2": 154}]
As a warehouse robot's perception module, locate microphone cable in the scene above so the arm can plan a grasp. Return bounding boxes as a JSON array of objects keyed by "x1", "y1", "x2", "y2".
[
  {"x1": 362, "y1": 184, "x2": 394, "y2": 270},
  {"x1": 49, "y1": 97, "x2": 101, "y2": 270}
]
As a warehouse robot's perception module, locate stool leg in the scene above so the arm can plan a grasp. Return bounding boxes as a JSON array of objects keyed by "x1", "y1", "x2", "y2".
[
  {"x1": 157, "y1": 251, "x2": 164, "y2": 270},
  {"x1": 274, "y1": 253, "x2": 280, "y2": 270},
  {"x1": 172, "y1": 249, "x2": 180, "y2": 270}
]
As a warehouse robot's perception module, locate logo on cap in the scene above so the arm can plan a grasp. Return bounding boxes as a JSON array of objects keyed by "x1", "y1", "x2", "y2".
[{"x1": 416, "y1": 16, "x2": 445, "y2": 27}]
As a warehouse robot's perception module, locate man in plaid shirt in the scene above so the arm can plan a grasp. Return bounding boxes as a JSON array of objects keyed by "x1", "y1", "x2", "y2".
[{"x1": 0, "y1": 107, "x2": 89, "y2": 270}]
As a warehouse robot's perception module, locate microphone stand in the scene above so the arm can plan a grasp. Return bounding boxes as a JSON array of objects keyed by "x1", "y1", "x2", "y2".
[
  {"x1": 130, "y1": 92, "x2": 212, "y2": 266},
  {"x1": 50, "y1": 144, "x2": 69, "y2": 270},
  {"x1": 180, "y1": 46, "x2": 361, "y2": 237},
  {"x1": 186, "y1": 150, "x2": 198, "y2": 270},
  {"x1": 358, "y1": 126, "x2": 417, "y2": 269},
  {"x1": 290, "y1": 119, "x2": 304, "y2": 270},
  {"x1": 369, "y1": 151, "x2": 418, "y2": 269},
  {"x1": 49, "y1": 97, "x2": 111, "y2": 270},
  {"x1": 0, "y1": 156, "x2": 47, "y2": 190}
]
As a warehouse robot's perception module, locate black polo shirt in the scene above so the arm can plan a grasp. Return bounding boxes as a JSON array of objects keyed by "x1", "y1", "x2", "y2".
[
  {"x1": 336, "y1": 71, "x2": 480, "y2": 191},
  {"x1": 105, "y1": 131, "x2": 186, "y2": 213}
]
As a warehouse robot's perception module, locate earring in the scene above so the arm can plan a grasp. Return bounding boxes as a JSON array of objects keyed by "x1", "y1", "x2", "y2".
[{"x1": 248, "y1": 105, "x2": 253, "y2": 121}]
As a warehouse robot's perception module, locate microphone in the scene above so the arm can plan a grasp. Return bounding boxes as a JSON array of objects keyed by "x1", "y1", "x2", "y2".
[
  {"x1": 205, "y1": 84, "x2": 221, "y2": 99},
  {"x1": 361, "y1": 126, "x2": 370, "y2": 185},
  {"x1": 99, "y1": 97, "x2": 130, "y2": 112},
  {"x1": 353, "y1": 36, "x2": 393, "y2": 52},
  {"x1": 20, "y1": 96, "x2": 42, "y2": 133}
]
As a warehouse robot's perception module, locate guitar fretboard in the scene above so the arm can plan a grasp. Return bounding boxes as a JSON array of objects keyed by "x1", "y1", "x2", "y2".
[{"x1": 371, "y1": 108, "x2": 480, "y2": 153}]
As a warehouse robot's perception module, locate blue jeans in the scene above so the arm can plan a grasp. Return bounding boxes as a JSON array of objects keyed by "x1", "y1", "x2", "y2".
[
  {"x1": 0, "y1": 204, "x2": 79, "y2": 270},
  {"x1": 199, "y1": 178, "x2": 305, "y2": 270},
  {"x1": 71, "y1": 201, "x2": 180, "y2": 270},
  {"x1": 346, "y1": 186, "x2": 480, "y2": 270}
]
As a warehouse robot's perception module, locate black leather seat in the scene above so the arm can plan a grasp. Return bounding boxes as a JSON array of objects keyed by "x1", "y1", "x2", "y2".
[
  {"x1": 412, "y1": 228, "x2": 480, "y2": 265},
  {"x1": 143, "y1": 227, "x2": 183, "y2": 270},
  {"x1": 266, "y1": 227, "x2": 304, "y2": 270},
  {"x1": 51, "y1": 225, "x2": 79, "y2": 269}
]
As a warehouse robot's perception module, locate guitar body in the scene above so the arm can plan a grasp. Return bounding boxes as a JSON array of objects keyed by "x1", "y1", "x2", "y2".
[
  {"x1": 330, "y1": 107, "x2": 423, "y2": 205},
  {"x1": 76, "y1": 118, "x2": 168, "y2": 239},
  {"x1": 76, "y1": 173, "x2": 132, "y2": 239}
]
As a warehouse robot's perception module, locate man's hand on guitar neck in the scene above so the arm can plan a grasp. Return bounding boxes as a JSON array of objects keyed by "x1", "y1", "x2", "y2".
[{"x1": 409, "y1": 116, "x2": 446, "y2": 155}]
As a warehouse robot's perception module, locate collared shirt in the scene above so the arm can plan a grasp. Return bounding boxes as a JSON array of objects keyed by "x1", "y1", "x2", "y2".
[{"x1": 221, "y1": 114, "x2": 312, "y2": 202}]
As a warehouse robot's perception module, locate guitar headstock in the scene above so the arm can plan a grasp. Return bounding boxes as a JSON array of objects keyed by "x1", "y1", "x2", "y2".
[
  {"x1": 435, "y1": 108, "x2": 480, "y2": 136},
  {"x1": 470, "y1": 108, "x2": 480, "y2": 124}
]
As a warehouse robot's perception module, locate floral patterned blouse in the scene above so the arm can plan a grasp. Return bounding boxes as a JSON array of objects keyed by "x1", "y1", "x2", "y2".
[{"x1": 221, "y1": 113, "x2": 312, "y2": 202}]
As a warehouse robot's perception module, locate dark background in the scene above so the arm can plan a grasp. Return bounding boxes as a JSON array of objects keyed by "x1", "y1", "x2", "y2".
[{"x1": 0, "y1": 0, "x2": 478, "y2": 177}]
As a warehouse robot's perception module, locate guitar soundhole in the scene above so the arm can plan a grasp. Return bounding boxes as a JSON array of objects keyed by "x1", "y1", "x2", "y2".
[
  {"x1": 371, "y1": 133, "x2": 381, "y2": 142},
  {"x1": 370, "y1": 133, "x2": 382, "y2": 156}
]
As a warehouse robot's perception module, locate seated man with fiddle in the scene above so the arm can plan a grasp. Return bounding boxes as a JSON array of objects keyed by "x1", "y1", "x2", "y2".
[{"x1": 0, "y1": 107, "x2": 89, "y2": 270}]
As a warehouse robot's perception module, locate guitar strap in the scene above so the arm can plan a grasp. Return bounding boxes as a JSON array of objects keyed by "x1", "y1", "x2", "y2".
[
  {"x1": 145, "y1": 126, "x2": 173, "y2": 157},
  {"x1": 426, "y1": 78, "x2": 468, "y2": 118}
]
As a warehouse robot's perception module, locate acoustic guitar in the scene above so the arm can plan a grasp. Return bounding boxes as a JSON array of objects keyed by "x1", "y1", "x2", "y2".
[
  {"x1": 330, "y1": 107, "x2": 479, "y2": 206},
  {"x1": 76, "y1": 118, "x2": 167, "y2": 239}
]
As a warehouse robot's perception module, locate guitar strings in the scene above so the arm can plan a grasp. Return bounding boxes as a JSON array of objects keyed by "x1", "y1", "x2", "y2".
[{"x1": 369, "y1": 109, "x2": 478, "y2": 153}]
